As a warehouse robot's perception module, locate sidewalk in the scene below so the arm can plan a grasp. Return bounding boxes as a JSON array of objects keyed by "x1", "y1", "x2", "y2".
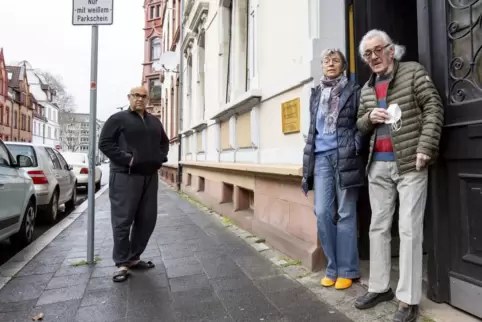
[{"x1": 0, "y1": 184, "x2": 352, "y2": 322}]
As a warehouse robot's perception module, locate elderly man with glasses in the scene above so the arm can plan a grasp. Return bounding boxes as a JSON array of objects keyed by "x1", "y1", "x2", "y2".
[
  {"x1": 354, "y1": 30, "x2": 444, "y2": 322},
  {"x1": 99, "y1": 86, "x2": 169, "y2": 283}
]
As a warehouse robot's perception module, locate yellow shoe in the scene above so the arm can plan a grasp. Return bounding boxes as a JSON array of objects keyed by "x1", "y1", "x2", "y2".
[
  {"x1": 320, "y1": 277, "x2": 335, "y2": 287},
  {"x1": 335, "y1": 277, "x2": 352, "y2": 290}
]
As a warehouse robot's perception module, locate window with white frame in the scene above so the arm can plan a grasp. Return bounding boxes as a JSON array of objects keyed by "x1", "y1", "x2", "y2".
[
  {"x1": 226, "y1": 1, "x2": 234, "y2": 103},
  {"x1": 150, "y1": 37, "x2": 161, "y2": 61},
  {"x1": 225, "y1": 0, "x2": 250, "y2": 102},
  {"x1": 186, "y1": 56, "x2": 193, "y2": 128},
  {"x1": 197, "y1": 36, "x2": 206, "y2": 121},
  {"x1": 247, "y1": 0, "x2": 258, "y2": 89}
]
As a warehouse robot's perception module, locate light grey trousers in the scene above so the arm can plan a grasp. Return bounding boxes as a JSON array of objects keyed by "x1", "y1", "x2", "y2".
[{"x1": 367, "y1": 161, "x2": 428, "y2": 305}]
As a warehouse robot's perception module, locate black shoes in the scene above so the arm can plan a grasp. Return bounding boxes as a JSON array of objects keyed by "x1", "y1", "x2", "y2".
[
  {"x1": 354, "y1": 288, "x2": 395, "y2": 310},
  {"x1": 393, "y1": 304, "x2": 419, "y2": 322},
  {"x1": 355, "y1": 289, "x2": 420, "y2": 322}
]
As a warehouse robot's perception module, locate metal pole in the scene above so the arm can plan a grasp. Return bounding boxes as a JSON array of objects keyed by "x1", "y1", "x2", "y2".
[
  {"x1": 87, "y1": 25, "x2": 99, "y2": 264},
  {"x1": 177, "y1": 0, "x2": 184, "y2": 191}
]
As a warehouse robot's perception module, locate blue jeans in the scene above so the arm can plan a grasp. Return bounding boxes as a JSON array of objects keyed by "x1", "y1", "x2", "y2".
[{"x1": 314, "y1": 152, "x2": 360, "y2": 280}]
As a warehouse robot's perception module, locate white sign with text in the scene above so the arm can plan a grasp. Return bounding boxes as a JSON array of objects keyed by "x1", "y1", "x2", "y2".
[{"x1": 72, "y1": 0, "x2": 114, "y2": 26}]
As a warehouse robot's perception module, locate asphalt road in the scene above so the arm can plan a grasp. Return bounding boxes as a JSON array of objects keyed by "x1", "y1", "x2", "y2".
[{"x1": 0, "y1": 163, "x2": 110, "y2": 266}]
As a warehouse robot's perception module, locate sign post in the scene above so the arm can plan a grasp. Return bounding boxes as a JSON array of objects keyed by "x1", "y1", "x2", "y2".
[{"x1": 72, "y1": 0, "x2": 114, "y2": 265}]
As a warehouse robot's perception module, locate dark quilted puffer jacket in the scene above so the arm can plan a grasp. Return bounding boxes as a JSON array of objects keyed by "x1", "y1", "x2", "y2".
[{"x1": 302, "y1": 81, "x2": 367, "y2": 194}]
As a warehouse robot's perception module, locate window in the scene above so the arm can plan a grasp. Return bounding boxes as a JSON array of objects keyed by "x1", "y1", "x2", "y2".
[
  {"x1": 48, "y1": 126, "x2": 51, "y2": 138},
  {"x1": 155, "y1": 4, "x2": 161, "y2": 17},
  {"x1": 53, "y1": 150, "x2": 67, "y2": 170},
  {"x1": 225, "y1": 0, "x2": 250, "y2": 101},
  {"x1": 14, "y1": 111, "x2": 17, "y2": 129},
  {"x1": 226, "y1": 2, "x2": 234, "y2": 102},
  {"x1": 150, "y1": 6, "x2": 155, "y2": 19},
  {"x1": 150, "y1": 37, "x2": 161, "y2": 61},
  {"x1": 197, "y1": 40, "x2": 206, "y2": 120},
  {"x1": 6, "y1": 144, "x2": 38, "y2": 167},
  {"x1": 247, "y1": 0, "x2": 257, "y2": 89},
  {"x1": 149, "y1": 78, "x2": 162, "y2": 101},
  {"x1": 45, "y1": 147, "x2": 61, "y2": 169},
  {"x1": 0, "y1": 106, "x2": 3, "y2": 125},
  {"x1": 186, "y1": 56, "x2": 193, "y2": 126},
  {"x1": 5, "y1": 107, "x2": 9, "y2": 126},
  {"x1": 28, "y1": 116, "x2": 31, "y2": 132},
  {"x1": 0, "y1": 143, "x2": 11, "y2": 167}
]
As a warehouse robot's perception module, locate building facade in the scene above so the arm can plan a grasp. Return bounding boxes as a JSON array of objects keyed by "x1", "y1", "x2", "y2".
[
  {"x1": 177, "y1": 0, "x2": 345, "y2": 271},
  {"x1": 143, "y1": 0, "x2": 181, "y2": 182},
  {"x1": 168, "y1": 0, "x2": 482, "y2": 318},
  {"x1": 142, "y1": 0, "x2": 164, "y2": 116},
  {"x1": 59, "y1": 112, "x2": 105, "y2": 163},
  {"x1": 0, "y1": 48, "x2": 12, "y2": 141},
  {"x1": 25, "y1": 63, "x2": 57, "y2": 146},
  {"x1": 6, "y1": 64, "x2": 33, "y2": 142}
]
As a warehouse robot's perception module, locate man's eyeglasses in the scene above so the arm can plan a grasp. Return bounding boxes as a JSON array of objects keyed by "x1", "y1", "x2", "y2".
[
  {"x1": 363, "y1": 44, "x2": 391, "y2": 60},
  {"x1": 130, "y1": 93, "x2": 147, "y2": 99}
]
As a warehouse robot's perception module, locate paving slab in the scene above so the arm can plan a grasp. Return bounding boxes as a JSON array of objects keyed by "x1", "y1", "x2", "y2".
[{"x1": 0, "y1": 184, "x2": 352, "y2": 322}]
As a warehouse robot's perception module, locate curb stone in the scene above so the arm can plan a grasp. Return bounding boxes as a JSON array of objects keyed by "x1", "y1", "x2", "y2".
[
  {"x1": 170, "y1": 182, "x2": 467, "y2": 322},
  {"x1": 0, "y1": 184, "x2": 110, "y2": 290}
]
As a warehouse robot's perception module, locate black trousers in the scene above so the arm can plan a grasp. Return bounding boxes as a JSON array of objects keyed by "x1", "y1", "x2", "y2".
[{"x1": 109, "y1": 172, "x2": 158, "y2": 267}]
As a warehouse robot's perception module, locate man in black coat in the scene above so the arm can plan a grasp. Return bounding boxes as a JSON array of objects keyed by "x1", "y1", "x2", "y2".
[{"x1": 99, "y1": 86, "x2": 169, "y2": 282}]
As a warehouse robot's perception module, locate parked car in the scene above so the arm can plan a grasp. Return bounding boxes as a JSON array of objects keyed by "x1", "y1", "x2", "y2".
[
  {"x1": 0, "y1": 139, "x2": 37, "y2": 246},
  {"x1": 5, "y1": 142, "x2": 77, "y2": 224},
  {"x1": 61, "y1": 152, "x2": 102, "y2": 190}
]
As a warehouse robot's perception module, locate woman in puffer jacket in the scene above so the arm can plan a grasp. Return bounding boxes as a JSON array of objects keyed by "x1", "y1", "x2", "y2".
[{"x1": 301, "y1": 48, "x2": 365, "y2": 290}]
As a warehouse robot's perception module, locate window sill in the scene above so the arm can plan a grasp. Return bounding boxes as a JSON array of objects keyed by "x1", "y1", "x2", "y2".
[
  {"x1": 180, "y1": 160, "x2": 302, "y2": 177},
  {"x1": 192, "y1": 120, "x2": 208, "y2": 131},
  {"x1": 210, "y1": 89, "x2": 262, "y2": 121},
  {"x1": 180, "y1": 129, "x2": 194, "y2": 136}
]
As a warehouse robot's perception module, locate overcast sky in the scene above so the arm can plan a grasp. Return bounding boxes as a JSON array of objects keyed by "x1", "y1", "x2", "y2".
[{"x1": 0, "y1": 0, "x2": 144, "y2": 121}]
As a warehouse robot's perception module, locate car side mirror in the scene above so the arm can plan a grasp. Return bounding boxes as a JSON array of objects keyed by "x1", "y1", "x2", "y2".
[
  {"x1": 68, "y1": 164, "x2": 73, "y2": 171},
  {"x1": 16, "y1": 154, "x2": 33, "y2": 167}
]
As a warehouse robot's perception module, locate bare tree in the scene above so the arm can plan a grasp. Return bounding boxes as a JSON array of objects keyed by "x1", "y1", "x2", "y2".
[
  {"x1": 36, "y1": 71, "x2": 76, "y2": 112},
  {"x1": 59, "y1": 112, "x2": 82, "y2": 152}
]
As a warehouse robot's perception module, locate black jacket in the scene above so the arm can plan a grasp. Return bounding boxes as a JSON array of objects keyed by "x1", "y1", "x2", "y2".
[
  {"x1": 302, "y1": 81, "x2": 367, "y2": 193},
  {"x1": 99, "y1": 109, "x2": 169, "y2": 176}
]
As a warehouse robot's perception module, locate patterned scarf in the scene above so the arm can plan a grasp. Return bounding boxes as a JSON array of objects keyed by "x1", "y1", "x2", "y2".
[{"x1": 319, "y1": 74, "x2": 348, "y2": 134}]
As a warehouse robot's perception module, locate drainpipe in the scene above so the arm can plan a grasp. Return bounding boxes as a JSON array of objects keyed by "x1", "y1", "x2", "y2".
[{"x1": 177, "y1": 0, "x2": 184, "y2": 191}]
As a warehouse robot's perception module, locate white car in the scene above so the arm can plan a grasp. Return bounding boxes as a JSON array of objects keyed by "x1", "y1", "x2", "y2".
[
  {"x1": 6, "y1": 142, "x2": 77, "y2": 224},
  {"x1": 61, "y1": 152, "x2": 102, "y2": 191},
  {"x1": 0, "y1": 139, "x2": 37, "y2": 246}
]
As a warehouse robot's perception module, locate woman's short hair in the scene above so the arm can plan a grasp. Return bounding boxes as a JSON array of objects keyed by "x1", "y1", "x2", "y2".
[{"x1": 320, "y1": 48, "x2": 347, "y2": 71}]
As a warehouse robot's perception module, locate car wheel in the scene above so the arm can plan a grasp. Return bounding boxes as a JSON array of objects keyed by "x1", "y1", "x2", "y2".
[
  {"x1": 66, "y1": 183, "x2": 77, "y2": 210},
  {"x1": 44, "y1": 190, "x2": 59, "y2": 225},
  {"x1": 10, "y1": 200, "x2": 36, "y2": 247}
]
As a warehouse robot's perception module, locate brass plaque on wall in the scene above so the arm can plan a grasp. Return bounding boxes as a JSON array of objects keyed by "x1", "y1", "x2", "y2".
[{"x1": 281, "y1": 97, "x2": 300, "y2": 134}]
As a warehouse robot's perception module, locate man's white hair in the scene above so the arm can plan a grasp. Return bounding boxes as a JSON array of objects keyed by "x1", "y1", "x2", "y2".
[{"x1": 358, "y1": 29, "x2": 406, "y2": 61}]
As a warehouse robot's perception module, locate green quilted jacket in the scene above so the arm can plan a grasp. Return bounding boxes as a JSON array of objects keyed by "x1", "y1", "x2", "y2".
[{"x1": 356, "y1": 61, "x2": 444, "y2": 174}]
